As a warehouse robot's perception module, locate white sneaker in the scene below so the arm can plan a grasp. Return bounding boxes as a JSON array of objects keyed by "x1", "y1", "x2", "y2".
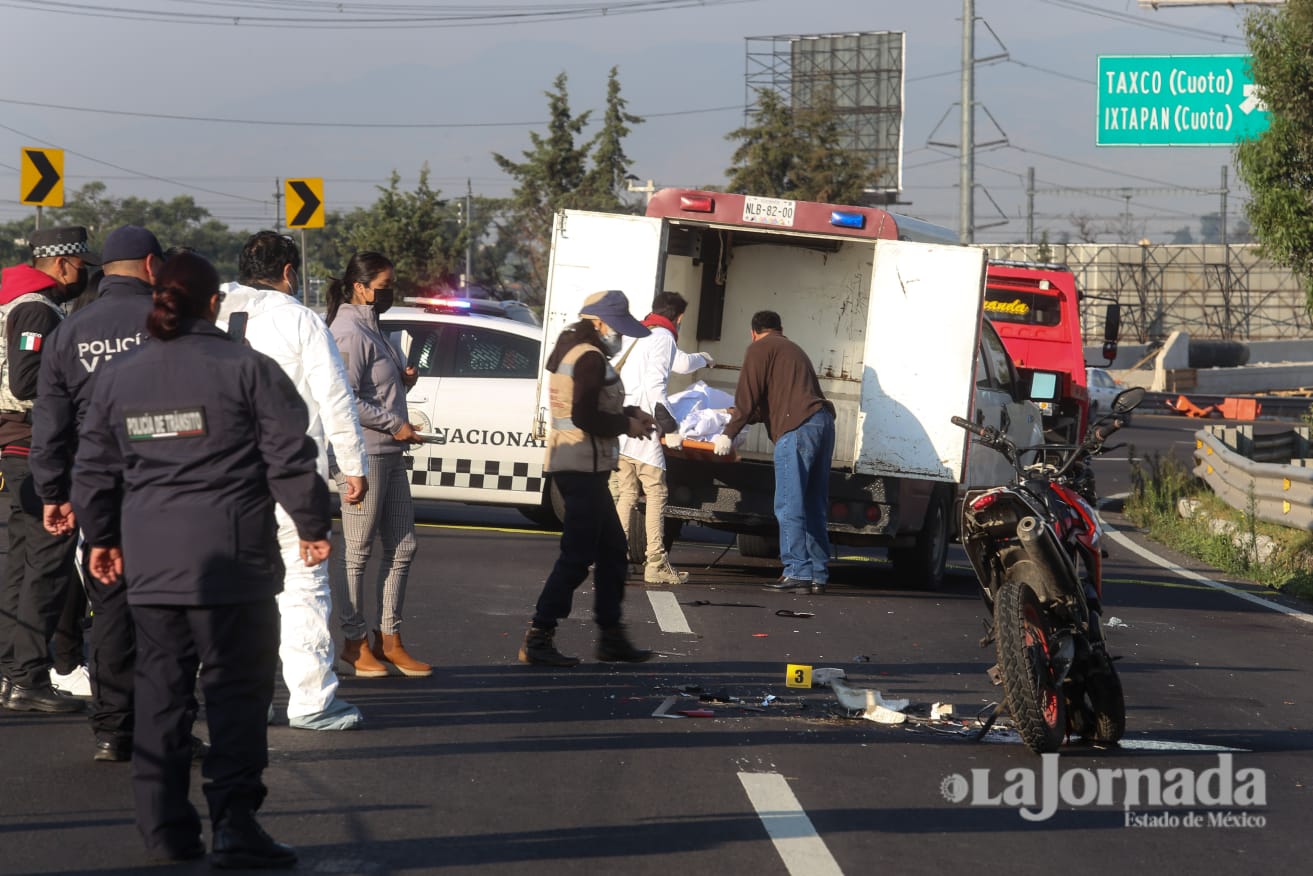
[{"x1": 51, "y1": 665, "x2": 92, "y2": 698}]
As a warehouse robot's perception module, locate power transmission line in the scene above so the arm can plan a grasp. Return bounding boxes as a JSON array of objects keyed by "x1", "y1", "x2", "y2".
[
  {"x1": 0, "y1": 95, "x2": 742, "y2": 129},
  {"x1": 1038, "y1": 0, "x2": 1245, "y2": 44},
  {"x1": 0, "y1": 120, "x2": 266, "y2": 203},
  {"x1": 0, "y1": 0, "x2": 762, "y2": 28}
]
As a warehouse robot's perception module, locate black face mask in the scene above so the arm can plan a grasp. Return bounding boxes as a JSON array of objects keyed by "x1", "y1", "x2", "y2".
[
  {"x1": 371, "y1": 288, "x2": 394, "y2": 315},
  {"x1": 56, "y1": 265, "x2": 89, "y2": 303}
]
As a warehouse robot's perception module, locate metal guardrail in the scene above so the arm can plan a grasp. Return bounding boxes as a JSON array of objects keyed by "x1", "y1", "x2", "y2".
[
  {"x1": 1147, "y1": 391, "x2": 1313, "y2": 421},
  {"x1": 1194, "y1": 424, "x2": 1313, "y2": 531}
]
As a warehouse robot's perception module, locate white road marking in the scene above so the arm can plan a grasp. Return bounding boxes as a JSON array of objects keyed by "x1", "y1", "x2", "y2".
[
  {"x1": 646, "y1": 590, "x2": 692, "y2": 634},
  {"x1": 737, "y1": 772, "x2": 844, "y2": 876},
  {"x1": 1100, "y1": 493, "x2": 1313, "y2": 626},
  {"x1": 978, "y1": 728, "x2": 1249, "y2": 752},
  {"x1": 1119, "y1": 739, "x2": 1249, "y2": 753}
]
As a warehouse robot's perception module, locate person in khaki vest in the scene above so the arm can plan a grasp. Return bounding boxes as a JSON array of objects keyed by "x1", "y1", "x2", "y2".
[{"x1": 519, "y1": 291, "x2": 657, "y2": 667}]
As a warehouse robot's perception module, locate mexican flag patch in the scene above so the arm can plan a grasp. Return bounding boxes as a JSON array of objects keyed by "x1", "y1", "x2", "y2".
[{"x1": 18, "y1": 332, "x2": 42, "y2": 351}]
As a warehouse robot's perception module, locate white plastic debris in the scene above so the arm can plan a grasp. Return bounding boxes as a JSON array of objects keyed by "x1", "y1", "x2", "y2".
[
  {"x1": 811, "y1": 668, "x2": 847, "y2": 687},
  {"x1": 830, "y1": 679, "x2": 909, "y2": 724},
  {"x1": 651, "y1": 696, "x2": 685, "y2": 719},
  {"x1": 1106, "y1": 616, "x2": 1128, "y2": 628},
  {"x1": 930, "y1": 702, "x2": 955, "y2": 720}
]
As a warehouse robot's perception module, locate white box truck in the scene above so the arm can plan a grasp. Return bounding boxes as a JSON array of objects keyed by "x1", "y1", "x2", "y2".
[{"x1": 535, "y1": 189, "x2": 1042, "y2": 588}]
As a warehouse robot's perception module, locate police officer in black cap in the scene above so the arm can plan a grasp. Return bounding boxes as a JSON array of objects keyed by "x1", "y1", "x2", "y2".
[
  {"x1": 0, "y1": 226, "x2": 97, "y2": 713},
  {"x1": 72, "y1": 251, "x2": 331, "y2": 867},
  {"x1": 32, "y1": 224, "x2": 166, "y2": 759}
]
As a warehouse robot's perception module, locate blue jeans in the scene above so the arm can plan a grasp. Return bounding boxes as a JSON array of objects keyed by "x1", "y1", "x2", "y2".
[{"x1": 773, "y1": 409, "x2": 835, "y2": 583}]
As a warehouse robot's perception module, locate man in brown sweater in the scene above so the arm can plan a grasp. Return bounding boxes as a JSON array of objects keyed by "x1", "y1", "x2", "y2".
[{"x1": 713, "y1": 310, "x2": 836, "y2": 594}]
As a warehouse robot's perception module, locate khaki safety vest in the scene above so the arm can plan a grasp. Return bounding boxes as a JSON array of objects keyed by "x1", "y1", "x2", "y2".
[
  {"x1": 546, "y1": 341, "x2": 625, "y2": 473},
  {"x1": 0, "y1": 291, "x2": 62, "y2": 414}
]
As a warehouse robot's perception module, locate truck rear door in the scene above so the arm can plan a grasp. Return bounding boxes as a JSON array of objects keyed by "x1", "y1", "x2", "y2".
[
  {"x1": 855, "y1": 240, "x2": 986, "y2": 482},
  {"x1": 535, "y1": 209, "x2": 666, "y2": 437}
]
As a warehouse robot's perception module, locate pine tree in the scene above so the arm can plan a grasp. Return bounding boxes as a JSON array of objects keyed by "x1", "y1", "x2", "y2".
[
  {"x1": 725, "y1": 89, "x2": 876, "y2": 204},
  {"x1": 493, "y1": 72, "x2": 592, "y2": 297},
  {"x1": 725, "y1": 90, "x2": 801, "y2": 198},
  {"x1": 793, "y1": 92, "x2": 878, "y2": 204},
  {"x1": 582, "y1": 66, "x2": 644, "y2": 212}
]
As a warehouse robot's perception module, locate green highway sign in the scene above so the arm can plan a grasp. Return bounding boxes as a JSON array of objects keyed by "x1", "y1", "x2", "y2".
[{"x1": 1096, "y1": 54, "x2": 1270, "y2": 147}]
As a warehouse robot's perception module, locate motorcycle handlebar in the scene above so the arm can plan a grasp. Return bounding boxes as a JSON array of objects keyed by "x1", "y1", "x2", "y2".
[
  {"x1": 1091, "y1": 416, "x2": 1126, "y2": 444},
  {"x1": 951, "y1": 416, "x2": 992, "y2": 440}
]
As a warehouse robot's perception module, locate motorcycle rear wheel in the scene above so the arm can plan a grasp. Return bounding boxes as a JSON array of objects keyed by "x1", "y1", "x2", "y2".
[{"x1": 996, "y1": 575, "x2": 1067, "y2": 753}]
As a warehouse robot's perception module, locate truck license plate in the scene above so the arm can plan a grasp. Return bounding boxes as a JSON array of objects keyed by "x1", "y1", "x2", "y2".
[{"x1": 742, "y1": 195, "x2": 796, "y2": 227}]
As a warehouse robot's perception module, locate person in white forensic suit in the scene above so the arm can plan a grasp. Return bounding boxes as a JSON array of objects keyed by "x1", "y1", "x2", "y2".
[
  {"x1": 217, "y1": 231, "x2": 369, "y2": 731},
  {"x1": 612, "y1": 291, "x2": 713, "y2": 585}
]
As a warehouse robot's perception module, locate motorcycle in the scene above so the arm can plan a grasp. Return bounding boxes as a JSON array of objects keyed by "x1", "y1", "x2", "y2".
[{"x1": 951, "y1": 385, "x2": 1145, "y2": 754}]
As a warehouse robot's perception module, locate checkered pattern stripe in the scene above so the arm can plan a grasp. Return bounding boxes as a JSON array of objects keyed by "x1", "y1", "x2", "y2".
[
  {"x1": 31, "y1": 242, "x2": 91, "y2": 259},
  {"x1": 403, "y1": 454, "x2": 543, "y2": 492}
]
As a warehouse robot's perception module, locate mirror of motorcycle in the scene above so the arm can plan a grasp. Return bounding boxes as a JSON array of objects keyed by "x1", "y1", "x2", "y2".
[{"x1": 1112, "y1": 386, "x2": 1146, "y2": 414}]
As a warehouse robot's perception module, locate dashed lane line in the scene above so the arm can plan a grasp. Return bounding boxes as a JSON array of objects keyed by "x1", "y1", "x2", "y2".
[
  {"x1": 646, "y1": 590, "x2": 693, "y2": 634},
  {"x1": 738, "y1": 772, "x2": 844, "y2": 876},
  {"x1": 1100, "y1": 493, "x2": 1313, "y2": 626}
]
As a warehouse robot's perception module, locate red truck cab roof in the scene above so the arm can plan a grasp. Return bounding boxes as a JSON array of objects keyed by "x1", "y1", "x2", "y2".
[{"x1": 645, "y1": 189, "x2": 958, "y2": 244}]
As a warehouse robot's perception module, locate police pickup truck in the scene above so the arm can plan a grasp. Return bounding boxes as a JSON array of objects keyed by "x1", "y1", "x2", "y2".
[{"x1": 380, "y1": 297, "x2": 557, "y2": 525}]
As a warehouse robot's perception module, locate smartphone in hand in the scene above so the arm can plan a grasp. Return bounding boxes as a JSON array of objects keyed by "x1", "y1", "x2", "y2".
[{"x1": 228, "y1": 311, "x2": 248, "y2": 343}]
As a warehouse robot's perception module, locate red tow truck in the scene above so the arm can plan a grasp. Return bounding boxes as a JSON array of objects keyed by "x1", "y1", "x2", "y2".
[{"x1": 983, "y1": 260, "x2": 1120, "y2": 443}]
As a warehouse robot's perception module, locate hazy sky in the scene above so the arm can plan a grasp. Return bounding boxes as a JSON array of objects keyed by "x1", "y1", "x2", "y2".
[{"x1": 0, "y1": 0, "x2": 1264, "y2": 245}]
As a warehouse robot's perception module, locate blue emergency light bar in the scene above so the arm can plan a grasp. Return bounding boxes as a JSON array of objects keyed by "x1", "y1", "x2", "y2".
[{"x1": 829, "y1": 211, "x2": 866, "y2": 230}]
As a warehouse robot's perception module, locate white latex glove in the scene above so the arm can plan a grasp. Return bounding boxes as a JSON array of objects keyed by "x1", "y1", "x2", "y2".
[
  {"x1": 712, "y1": 434, "x2": 733, "y2": 456},
  {"x1": 699, "y1": 352, "x2": 715, "y2": 368},
  {"x1": 663, "y1": 432, "x2": 683, "y2": 450}
]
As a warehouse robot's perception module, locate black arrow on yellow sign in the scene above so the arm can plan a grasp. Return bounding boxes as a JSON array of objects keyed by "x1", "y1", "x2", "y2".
[
  {"x1": 287, "y1": 179, "x2": 323, "y2": 228},
  {"x1": 21, "y1": 148, "x2": 63, "y2": 205}
]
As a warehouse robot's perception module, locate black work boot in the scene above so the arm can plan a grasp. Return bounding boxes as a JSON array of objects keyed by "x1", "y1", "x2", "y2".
[
  {"x1": 595, "y1": 625, "x2": 653, "y2": 663},
  {"x1": 4, "y1": 681, "x2": 86, "y2": 713},
  {"x1": 518, "y1": 626, "x2": 581, "y2": 667},
  {"x1": 210, "y1": 809, "x2": 296, "y2": 870}
]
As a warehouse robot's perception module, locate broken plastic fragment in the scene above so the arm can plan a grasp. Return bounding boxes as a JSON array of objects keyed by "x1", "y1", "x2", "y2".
[
  {"x1": 1106, "y1": 616, "x2": 1128, "y2": 628},
  {"x1": 652, "y1": 696, "x2": 686, "y2": 719},
  {"x1": 811, "y1": 668, "x2": 847, "y2": 687},
  {"x1": 931, "y1": 702, "x2": 955, "y2": 720},
  {"x1": 830, "y1": 679, "x2": 909, "y2": 724}
]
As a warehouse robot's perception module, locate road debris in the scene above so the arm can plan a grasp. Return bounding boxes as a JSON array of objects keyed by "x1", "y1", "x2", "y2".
[
  {"x1": 830, "y1": 679, "x2": 910, "y2": 724},
  {"x1": 811, "y1": 668, "x2": 846, "y2": 687}
]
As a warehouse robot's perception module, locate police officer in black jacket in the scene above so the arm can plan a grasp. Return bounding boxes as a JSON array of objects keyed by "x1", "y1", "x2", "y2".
[
  {"x1": 0, "y1": 226, "x2": 97, "y2": 713},
  {"x1": 72, "y1": 251, "x2": 331, "y2": 868},
  {"x1": 33, "y1": 224, "x2": 165, "y2": 760}
]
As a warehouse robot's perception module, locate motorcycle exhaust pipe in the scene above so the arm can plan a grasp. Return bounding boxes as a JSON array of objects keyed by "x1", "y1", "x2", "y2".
[
  {"x1": 1016, "y1": 516, "x2": 1078, "y2": 578},
  {"x1": 1015, "y1": 516, "x2": 1080, "y2": 604}
]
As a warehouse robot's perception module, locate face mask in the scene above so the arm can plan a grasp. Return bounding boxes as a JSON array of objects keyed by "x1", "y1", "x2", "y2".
[
  {"x1": 598, "y1": 327, "x2": 623, "y2": 357},
  {"x1": 371, "y1": 288, "x2": 394, "y2": 315},
  {"x1": 57, "y1": 265, "x2": 89, "y2": 303}
]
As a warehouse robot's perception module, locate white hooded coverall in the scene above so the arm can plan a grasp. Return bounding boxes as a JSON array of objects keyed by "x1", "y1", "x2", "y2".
[{"x1": 218, "y1": 283, "x2": 367, "y2": 721}]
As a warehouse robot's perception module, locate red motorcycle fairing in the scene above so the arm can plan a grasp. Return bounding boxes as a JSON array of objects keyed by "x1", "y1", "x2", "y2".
[{"x1": 1048, "y1": 482, "x2": 1103, "y2": 599}]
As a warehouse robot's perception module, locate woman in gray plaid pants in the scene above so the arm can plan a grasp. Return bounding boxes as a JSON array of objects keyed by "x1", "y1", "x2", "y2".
[{"x1": 326, "y1": 252, "x2": 430, "y2": 678}]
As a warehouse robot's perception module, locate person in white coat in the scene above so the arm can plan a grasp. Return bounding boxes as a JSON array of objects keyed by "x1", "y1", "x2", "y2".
[
  {"x1": 612, "y1": 291, "x2": 713, "y2": 584},
  {"x1": 218, "y1": 231, "x2": 369, "y2": 731}
]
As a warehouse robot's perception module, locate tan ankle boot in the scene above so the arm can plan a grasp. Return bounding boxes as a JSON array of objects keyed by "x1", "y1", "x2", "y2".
[
  {"x1": 373, "y1": 631, "x2": 432, "y2": 678},
  {"x1": 340, "y1": 637, "x2": 388, "y2": 678}
]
